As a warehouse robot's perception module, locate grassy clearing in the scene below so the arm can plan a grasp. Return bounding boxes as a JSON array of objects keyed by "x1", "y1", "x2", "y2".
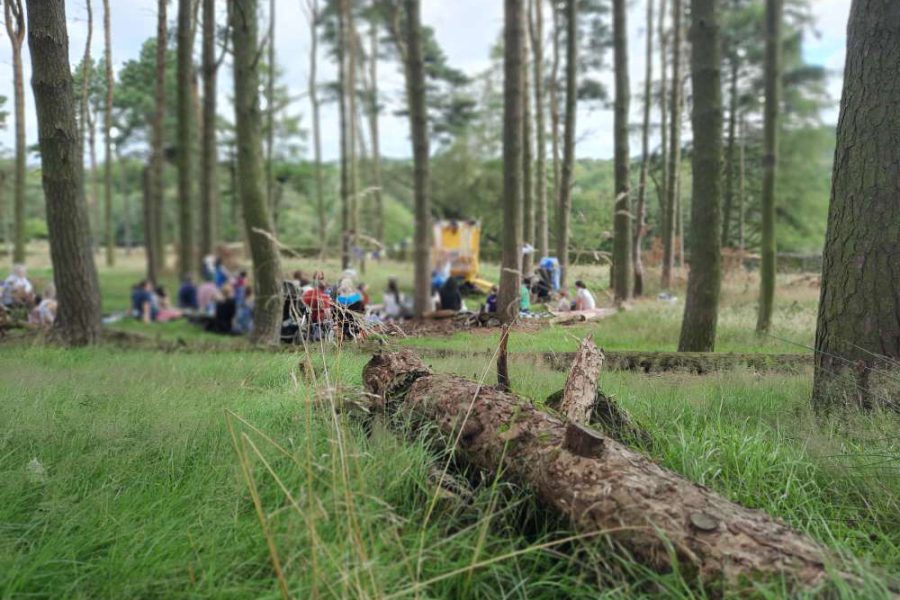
[{"x1": 3, "y1": 257, "x2": 897, "y2": 597}]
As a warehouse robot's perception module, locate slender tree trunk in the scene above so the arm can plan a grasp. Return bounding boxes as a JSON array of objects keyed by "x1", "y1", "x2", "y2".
[
  {"x1": 812, "y1": 0, "x2": 900, "y2": 410},
  {"x1": 338, "y1": 0, "x2": 351, "y2": 268},
  {"x1": 678, "y1": 0, "x2": 723, "y2": 352},
  {"x1": 661, "y1": 0, "x2": 682, "y2": 290},
  {"x1": 88, "y1": 108, "x2": 101, "y2": 255},
  {"x1": 304, "y1": 0, "x2": 327, "y2": 257},
  {"x1": 142, "y1": 164, "x2": 155, "y2": 280},
  {"x1": 756, "y1": 0, "x2": 782, "y2": 334},
  {"x1": 102, "y1": 0, "x2": 115, "y2": 267},
  {"x1": 26, "y1": 0, "x2": 102, "y2": 345},
  {"x1": 119, "y1": 151, "x2": 131, "y2": 253},
  {"x1": 200, "y1": 0, "x2": 220, "y2": 259},
  {"x1": 80, "y1": 0, "x2": 96, "y2": 244},
  {"x1": 556, "y1": 0, "x2": 577, "y2": 287},
  {"x1": 348, "y1": 3, "x2": 360, "y2": 251},
  {"x1": 522, "y1": 27, "x2": 534, "y2": 276},
  {"x1": 549, "y1": 1, "x2": 561, "y2": 232},
  {"x1": 0, "y1": 172, "x2": 6, "y2": 258},
  {"x1": 738, "y1": 115, "x2": 746, "y2": 252},
  {"x1": 266, "y1": 0, "x2": 276, "y2": 223},
  {"x1": 4, "y1": 0, "x2": 26, "y2": 264},
  {"x1": 149, "y1": 0, "x2": 167, "y2": 278},
  {"x1": 500, "y1": 0, "x2": 525, "y2": 324},
  {"x1": 721, "y1": 41, "x2": 739, "y2": 247},
  {"x1": 403, "y1": 0, "x2": 430, "y2": 317},
  {"x1": 657, "y1": 0, "x2": 669, "y2": 248},
  {"x1": 176, "y1": 0, "x2": 194, "y2": 278},
  {"x1": 612, "y1": 0, "x2": 632, "y2": 303},
  {"x1": 231, "y1": 0, "x2": 283, "y2": 345},
  {"x1": 530, "y1": 0, "x2": 548, "y2": 260},
  {"x1": 368, "y1": 12, "x2": 384, "y2": 244},
  {"x1": 633, "y1": 0, "x2": 653, "y2": 298}
]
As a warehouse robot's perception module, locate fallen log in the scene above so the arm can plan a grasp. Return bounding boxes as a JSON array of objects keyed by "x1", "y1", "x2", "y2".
[{"x1": 364, "y1": 350, "x2": 844, "y2": 592}]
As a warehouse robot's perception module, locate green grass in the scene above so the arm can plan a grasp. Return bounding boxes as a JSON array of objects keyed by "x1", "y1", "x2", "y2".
[{"x1": 3, "y1": 261, "x2": 897, "y2": 597}]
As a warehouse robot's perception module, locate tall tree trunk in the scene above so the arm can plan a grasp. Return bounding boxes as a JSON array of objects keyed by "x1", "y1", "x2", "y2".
[
  {"x1": 678, "y1": 0, "x2": 723, "y2": 352},
  {"x1": 367, "y1": 12, "x2": 384, "y2": 244},
  {"x1": 500, "y1": 0, "x2": 525, "y2": 324},
  {"x1": 812, "y1": 0, "x2": 900, "y2": 411},
  {"x1": 4, "y1": 0, "x2": 26, "y2": 264},
  {"x1": 633, "y1": 0, "x2": 653, "y2": 298},
  {"x1": 26, "y1": 0, "x2": 102, "y2": 345},
  {"x1": 102, "y1": 0, "x2": 114, "y2": 267},
  {"x1": 756, "y1": 0, "x2": 782, "y2": 334},
  {"x1": 661, "y1": 0, "x2": 682, "y2": 290},
  {"x1": 529, "y1": 0, "x2": 548, "y2": 259},
  {"x1": 176, "y1": 0, "x2": 194, "y2": 278},
  {"x1": 738, "y1": 115, "x2": 746, "y2": 252},
  {"x1": 611, "y1": 0, "x2": 632, "y2": 303},
  {"x1": 80, "y1": 0, "x2": 96, "y2": 244},
  {"x1": 119, "y1": 151, "x2": 131, "y2": 253},
  {"x1": 348, "y1": 2, "x2": 360, "y2": 249},
  {"x1": 200, "y1": 0, "x2": 220, "y2": 259},
  {"x1": 88, "y1": 108, "x2": 101, "y2": 255},
  {"x1": 522, "y1": 27, "x2": 534, "y2": 276},
  {"x1": 231, "y1": 0, "x2": 283, "y2": 345},
  {"x1": 549, "y1": 1, "x2": 561, "y2": 233},
  {"x1": 403, "y1": 0, "x2": 430, "y2": 317},
  {"x1": 148, "y1": 0, "x2": 167, "y2": 279},
  {"x1": 266, "y1": 0, "x2": 276, "y2": 223},
  {"x1": 0, "y1": 172, "x2": 6, "y2": 258},
  {"x1": 721, "y1": 38, "x2": 739, "y2": 247},
  {"x1": 338, "y1": 0, "x2": 351, "y2": 268},
  {"x1": 556, "y1": 0, "x2": 577, "y2": 287},
  {"x1": 657, "y1": 0, "x2": 669, "y2": 250},
  {"x1": 304, "y1": 0, "x2": 327, "y2": 257}
]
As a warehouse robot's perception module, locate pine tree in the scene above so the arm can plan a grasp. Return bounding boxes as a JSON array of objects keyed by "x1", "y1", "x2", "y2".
[
  {"x1": 661, "y1": 0, "x2": 683, "y2": 290},
  {"x1": 611, "y1": 0, "x2": 632, "y2": 303},
  {"x1": 176, "y1": 0, "x2": 194, "y2": 278},
  {"x1": 634, "y1": 0, "x2": 653, "y2": 297},
  {"x1": 556, "y1": 0, "x2": 577, "y2": 286},
  {"x1": 102, "y1": 0, "x2": 115, "y2": 267},
  {"x1": 529, "y1": 0, "x2": 549, "y2": 259},
  {"x1": 3, "y1": 0, "x2": 25, "y2": 264}
]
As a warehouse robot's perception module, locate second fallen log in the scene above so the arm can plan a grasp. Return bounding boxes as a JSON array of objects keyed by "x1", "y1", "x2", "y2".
[{"x1": 363, "y1": 350, "x2": 844, "y2": 592}]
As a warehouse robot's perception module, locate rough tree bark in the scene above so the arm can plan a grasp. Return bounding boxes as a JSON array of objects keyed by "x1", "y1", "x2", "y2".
[
  {"x1": 231, "y1": 0, "x2": 283, "y2": 344},
  {"x1": 812, "y1": 0, "x2": 900, "y2": 411},
  {"x1": 612, "y1": 0, "x2": 632, "y2": 303},
  {"x1": 200, "y1": 0, "x2": 221, "y2": 259},
  {"x1": 633, "y1": 0, "x2": 653, "y2": 298},
  {"x1": 26, "y1": 0, "x2": 103, "y2": 346},
  {"x1": 721, "y1": 15, "x2": 739, "y2": 248},
  {"x1": 102, "y1": 0, "x2": 114, "y2": 267},
  {"x1": 4, "y1": 0, "x2": 26, "y2": 264},
  {"x1": 756, "y1": 0, "x2": 782, "y2": 334},
  {"x1": 678, "y1": 0, "x2": 723, "y2": 353},
  {"x1": 265, "y1": 0, "x2": 275, "y2": 221},
  {"x1": 661, "y1": 0, "x2": 682, "y2": 290},
  {"x1": 402, "y1": 0, "x2": 430, "y2": 318},
  {"x1": 522, "y1": 28, "x2": 534, "y2": 277},
  {"x1": 148, "y1": 0, "x2": 167, "y2": 279},
  {"x1": 176, "y1": 0, "x2": 194, "y2": 278},
  {"x1": 499, "y1": 0, "x2": 525, "y2": 325},
  {"x1": 364, "y1": 350, "x2": 846, "y2": 592},
  {"x1": 556, "y1": 0, "x2": 577, "y2": 287},
  {"x1": 529, "y1": 0, "x2": 548, "y2": 260},
  {"x1": 304, "y1": 0, "x2": 327, "y2": 257}
]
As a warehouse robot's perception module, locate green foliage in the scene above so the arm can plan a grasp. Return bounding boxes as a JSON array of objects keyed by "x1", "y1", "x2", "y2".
[{"x1": 24, "y1": 218, "x2": 48, "y2": 241}]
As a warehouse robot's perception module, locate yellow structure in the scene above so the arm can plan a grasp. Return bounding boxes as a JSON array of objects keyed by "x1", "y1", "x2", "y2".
[{"x1": 432, "y1": 219, "x2": 492, "y2": 292}]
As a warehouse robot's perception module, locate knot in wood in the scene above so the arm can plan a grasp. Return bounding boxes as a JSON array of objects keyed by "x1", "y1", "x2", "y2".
[{"x1": 563, "y1": 422, "x2": 605, "y2": 458}]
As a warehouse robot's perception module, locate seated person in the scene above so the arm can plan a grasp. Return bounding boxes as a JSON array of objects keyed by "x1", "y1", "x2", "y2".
[
  {"x1": 2, "y1": 264, "x2": 34, "y2": 307},
  {"x1": 132, "y1": 280, "x2": 158, "y2": 323},
  {"x1": 177, "y1": 277, "x2": 198, "y2": 310},
  {"x1": 484, "y1": 285, "x2": 498, "y2": 314},
  {"x1": 234, "y1": 271, "x2": 249, "y2": 305},
  {"x1": 574, "y1": 280, "x2": 597, "y2": 311},
  {"x1": 206, "y1": 284, "x2": 237, "y2": 334},
  {"x1": 197, "y1": 280, "x2": 219, "y2": 315},
  {"x1": 532, "y1": 268, "x2": 553, "y2": 302},
  {"x1": 236, "y1": 287, "x2": 254, "y2": 334},
  {"x1": 383, "y1": 277, "x2": 410, "y2": 319},
  {"x1": 555, "y1": 288, "x2": 573, "y2": 312},
  {"x1": 155, "y1": 286, "x2": 183, "y2": 323},
  {"x1": 358, "y1": 283, "x2": 370, "y2": 306},
  {"x1": 520, "y1": 280, "x2": 532, "y2": 313},
  {"x1": 213, "y1": 258, "x2": 231, "y2": 288},
  {"x1": 438, "y1": 277, "x2": 462, "y2": 312},
  {"x1": 335, "y1": 279, "x2": 365, "y2": 340},
  {"x1": 302, "y1": 281, "x2": 333, "y2": 341}
]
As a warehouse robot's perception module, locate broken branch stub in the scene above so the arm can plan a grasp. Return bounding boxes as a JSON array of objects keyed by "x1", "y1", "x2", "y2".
[
  {"x1": 363, "y1": 351, "x2": 844, "y2": 592},
  {"x1": 559, "y1": 336, "x2": 604, "y2": 423}
]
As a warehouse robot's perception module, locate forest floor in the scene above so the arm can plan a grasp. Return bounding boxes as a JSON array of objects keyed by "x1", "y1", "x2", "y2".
[{"x1": 2, "y1": 248, "x2": 898, "y2": 598}]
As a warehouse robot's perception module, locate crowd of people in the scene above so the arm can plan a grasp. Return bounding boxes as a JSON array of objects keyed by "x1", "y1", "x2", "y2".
[
  {"x1": 481, "y1": 261, "x2": 597, "y2": 317},
  {"x1": 1, "y1": 264, "x2": 57, "y2": 328}
]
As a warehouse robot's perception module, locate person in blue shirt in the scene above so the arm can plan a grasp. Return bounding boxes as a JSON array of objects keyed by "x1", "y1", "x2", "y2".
[
  {"x1": 335, "y1": 279, "x2": 365, "y2": 340},
  {"x1": 131, "y1": 280, "x2": 158, "y2": 323},
  {"x1": 177, "y1": 277, "x2": 198, "y2": 310},
  {"x1": 214, "y1": 258, "x2": 231, "y2": 288}
]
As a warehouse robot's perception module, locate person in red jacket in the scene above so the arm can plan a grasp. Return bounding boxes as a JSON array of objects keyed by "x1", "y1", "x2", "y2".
[{"x1": 302, "y1": 281, "x2": 333, "y2": 341}]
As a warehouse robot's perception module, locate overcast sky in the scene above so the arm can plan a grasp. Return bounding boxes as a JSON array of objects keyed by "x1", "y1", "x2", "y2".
[{"x1": 0, "y1": 0, "x2": 851, "y2": 163}]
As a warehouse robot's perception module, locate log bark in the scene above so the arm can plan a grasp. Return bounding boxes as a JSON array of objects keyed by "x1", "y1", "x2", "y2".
[
  {"x1": 557, "y1": 337, "x2": 603, "y2": 423},
  {"x1": 364, "y1": 350, "x2": 843, "y2": 591}
]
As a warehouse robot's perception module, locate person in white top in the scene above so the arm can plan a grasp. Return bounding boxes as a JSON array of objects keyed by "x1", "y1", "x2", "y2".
[
  {"x1": 2, "y1": 264, "x2": 34, "y2": 306},
  {"x1": 574, "y1": 280, "x2": 596, "y2": 311}
]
